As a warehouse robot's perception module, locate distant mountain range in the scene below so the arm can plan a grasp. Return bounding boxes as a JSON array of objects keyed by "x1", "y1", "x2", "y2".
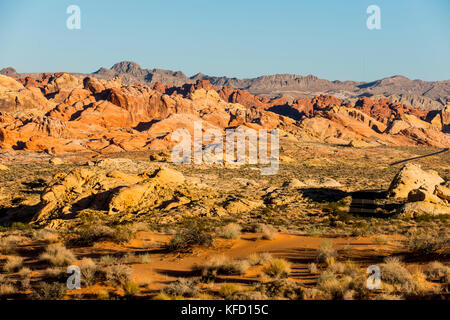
[{"x1": 2, "y1": 61, "x2": 450, "y2": 110}]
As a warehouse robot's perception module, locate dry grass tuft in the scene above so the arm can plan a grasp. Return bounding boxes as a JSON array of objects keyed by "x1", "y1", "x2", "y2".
[
  {"x1": 263, "y1": 258, "x2": 291, "y2": 278},
  {"x1": 308, "y1": 262, "x2": 318, "y2": 274},
  {"x1": 193, "y1": 255, "x2": 250, "y2": 277},
  {"x1": 317, "y1": 241, "x2": 337, "y2": 263},
  {"x1": 219, "y1": 283, "x2": 240, "y2": 298},
  {"x1": 123, "y1": 281, "x2": 140, "y2": 297},
  {"x1": 162, "y1": 278, "x2": 199, "y2": 298},
  {"x1": 3, "y1": 256, "x2": 24, "y2": 273},
  {"x1": 255, "y1": 224, "x2": 278, "y2": 240},
  {"x1": 424, "y1": 261, "x2": 450, "y2": 283},
  {"x1": 79, "y1": 258, "x2": 98, "y2": 286},
  {"x1": 217, "y1": 223, "x2": 241, "y2": 239},
  {"x1": 247, "y1": 252, "x2": 273, "y2": 266},
  {"x1": 31, "y1": 282, "x2": 67, "y2": 300},
  {"x1": 40, "y1": 244, "x2": 76, "y2": 266},
  {"x1": 105, "y1": 264, "x2": 132, "y2": 286},
  {"x1": 0, "y1": 282, "x2": 16, "y2": 297},
  {"x1": 32, "y1": 229, "x2": 59, "y2": 243}
]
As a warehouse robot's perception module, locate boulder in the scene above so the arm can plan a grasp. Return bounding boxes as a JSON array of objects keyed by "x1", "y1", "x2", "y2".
[
  {"x1": 49, "y1": 157, "x2": 64, "y2": 165},
  {"x1": 43, "y1": 73, "x2": 81, "y2": 95},
  {"x1": 407, "y1": 188, "x2": 442, "y2": 204},
  {"x1": 282, "y1": 178, "x2": 307, "y2": 189},
  {"x1": 304, "y1": 177, "x2": 342, "y2": 188},
  {"x1": 435, "y1": 184, "x2": 450, "y2": 201},
  {"x1": 348, "y1": 139, "x2": 372, "y2": 148},
  {"x1": 388, "y1": 164, "x2": 444, "y2": 199},
  {"x1": 400, "y1": 201, "x2": 450, "y2": 218},
  {"x1": 151, "y1": 167, "x2": 185, "y2": 185},
  {"x1": 83, "y1": 77, "x2": 105, "y2": 94}
]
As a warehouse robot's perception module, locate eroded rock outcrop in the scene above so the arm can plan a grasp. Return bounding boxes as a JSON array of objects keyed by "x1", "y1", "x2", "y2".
[
  {"x1": 32, "y1": 166, "x2": 192, "y2": 223},
  {"x1": 388, "y1": 164, "x2": 444, "y2": 199},
  {"x1": 388, "y1": 164, "x2": 449, "y2": 217},
  {"x1": 1, "y1": 73, "x2": 449, "y2": 155}
]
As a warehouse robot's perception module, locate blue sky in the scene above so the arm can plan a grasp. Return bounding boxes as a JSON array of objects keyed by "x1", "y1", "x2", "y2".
[{"x1": 0, "y1": 0, "x2": 449, "y2": 81}]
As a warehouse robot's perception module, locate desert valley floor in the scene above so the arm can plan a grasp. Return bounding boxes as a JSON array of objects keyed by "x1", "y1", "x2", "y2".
[{"x1": 0, "y1": 142, "x2": 449, "y2": 300}]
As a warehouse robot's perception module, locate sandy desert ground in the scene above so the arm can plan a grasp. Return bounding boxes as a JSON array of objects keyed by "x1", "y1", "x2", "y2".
[{"x1": 0, "y1": 141, "x2": 449, "y2": 300}]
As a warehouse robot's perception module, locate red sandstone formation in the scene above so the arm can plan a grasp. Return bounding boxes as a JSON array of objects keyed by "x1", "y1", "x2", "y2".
[{"x1": 0, "y1": 73, "x2": 448, "y2": 155}]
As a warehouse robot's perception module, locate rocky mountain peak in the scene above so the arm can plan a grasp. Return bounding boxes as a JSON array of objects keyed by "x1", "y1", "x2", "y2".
[{"x1": 111, "y1": 61, "x2": 145, "y2": 76}]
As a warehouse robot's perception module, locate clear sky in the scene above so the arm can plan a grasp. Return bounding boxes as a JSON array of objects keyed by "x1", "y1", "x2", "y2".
[{"x1": 0, "y1": 0, "x2": 449, "y2": 81}]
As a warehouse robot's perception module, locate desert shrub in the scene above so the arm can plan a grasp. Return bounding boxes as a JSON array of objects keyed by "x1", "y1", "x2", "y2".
[
  {"x1": 317, "y1": 241, "x2": 337, "y2": 263},
  {"x1": 315, "y1": 268, "x2": 362, "y2": 300},
  {"x1": 10, "y1": 222, "x2": 30, "y2": 231},
  {"x1": 17, "y1": 266, "x2": 31, "y2": 277},
  {"x1": 424, "y1": 261, "x2": 450, "y2": 283},
  {"x1": 69, "y1": 224, "x2": 136, "y2": 247},
  {"x1": 79, "y1": 258, "x2": 98, "y2": 286},
  {"x1": 31, "y1": 282, "x2": 67, "y2": 300},
  {"x1": 254, "y1": 224, "x2": 278, "y2": 240},
  {"x1": 162, "y1": 278, "x2": 199, "y2": 298},
  {"x1": 20, "y1": 278, "x2": 31, "y2": 290},
  {"x1": 40, "y1": 244, "x2": 75, "y2": 266},
  {"x1": 247, "y1": 252, "x2": 273, "y2": 266},
  {"x1": 32, "y1": 229, "x2": 59, "y2": 243},
  {"x1": 105, "y1": 264, "x2": 132, "y2": 286},
  {"x1": 166, "y1": 221, "x2": 213, "y2": 252},
  {"x1": 343, "y1": 260, "x2": 360, "y2": 277},
  {"x1": 302, "y1": 288, "x2": 324, "y2": 300},
  {"x1": 263, "y1": 259, "x2": 291, "y2": 278},
  {"x1": 193, "y1": 255, "x2": 250, "y2": 277},
  {"x1": 3, "y1": 256, "x2": 24, "y2": 273},
  {"x1": 317, "y1": 276, "x2": 352, "y2": 300},
  {"x1": 257, "y1": 279, "x2": 303, "y2": 299},
  {"x1": 343, "y1": 289, "x2": 355, "y2": 300},
  {"x1": 123, "y1": 281, "x2": 140, "y2": 298},
  {"x1": 408, "y1": 230, "x2": 449, "y2": 257},
  {"x1": 0, "y1": 282, "x2": 16, "y2": 297},
  {"x1": 68, "y1": 225, "x2": 114, "y2": 246},
  {"x1": 308, "y1": 263, "x2": 318, "y2": 274},
  {"x1": 43, "y1": 267, "x2": 66, "y2": 281},
  {"x1": 219, "y1": 283, "x2": 240, "y2": 298},
  {"x1": 307, "y1": 225, "x2": 324, "y2": 236},
  {"x1": 109, "y1": 225, "x2": 135, "y2": 243},
  {"x1": 229, "y1": 291, "x2": 268, "y2": 300},
  {"x1": 217, "y1": 223, "x2": 241, "y2": 239},
  {"x1": 99, "y1": 255, "x2": 119, "y2": 266},
  {"x1": 153, "y1": 293, "x2": 184, "y2": 300},
  {"x1": 410, "y1": 270, "x2": 440, "y2": 296},
  {"x1": 379, "y1": 257, "x2": 417, "y2": 294},
  {"x1": 327, "y1": 261, "x2": 345, "y2": 274},
  {"x1": 0, "y1": 235, "x2": 22, "y2": 254},
  {"x1": 346, "y1": 274, "x2": 370, "y2": 299}
]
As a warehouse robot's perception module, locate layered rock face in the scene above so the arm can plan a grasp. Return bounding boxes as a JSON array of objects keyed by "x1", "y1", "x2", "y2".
[
  {"x1": 0, "y1": 74, "x2": 291, "y2": 154},
  {"x1": 0, "y1": 73, "x2": 449, "y2": 155}
]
